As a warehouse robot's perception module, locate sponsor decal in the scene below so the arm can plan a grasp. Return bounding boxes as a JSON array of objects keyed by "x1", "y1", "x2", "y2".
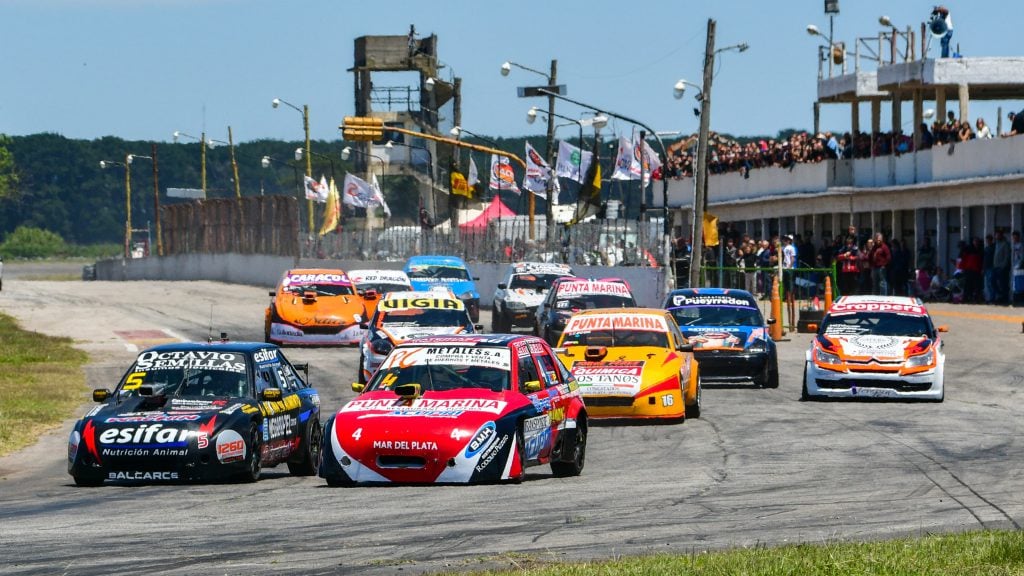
[
  {"x1": 68, "y1": 430, "x2": 81, "y2": 462},
  {"x1": 349, "y1": 270, "x2": 411, "y2": 285},
  {"x1": 99, "y1": 424, "x2": 191, "y2": 447},
  {"x1": 105, "y1": 414, "x2": 202, "y2": 423},
  {"x1": 829, "y1": 301, "x2": 926, "y2": 315},
  {"x1": 133, "y1": 350, "x2": 245, "y2": 373},
  {"x1": 282, "y1": 272, "x2": 349, "y2": 286},
  {"x1": 672, "y1": 294, "x2": 756, "y2": 308},
  {"x1": 523, "y1": 414, "x2": 550, "y2": 435},
  {"x1": 572, "y1": 361, "x2": 644, "y2": 395},
  {"x1": 689, "y1": 332, "x2": 742, "y2": 349},
  {"x1": 216, "y1": 429, "x2": 246, "y2": 463},
  {"x1": 341, "y1": 397, "x2": 508, "y2": 416},
  {"x1": 108, "y1": 471, "x2": 180, "y2": 481},
  {"x1": 381, "y1": 346, "x2": 512, "y2": 371},
  {"x1": 171, "y1": 398, "x2": 228, "y2": 409},
  {"x1": 263, "y1": 415, "x2": 296, "y2": 441},
  {"x1": 260, "y1": 393, "x2": 302, "y2": 416},
  {"x1": 556, "y1": 281, "x2": 631, "y2": 297},
  {"x1": 475, "y1": 433, "x2": 509, "y2": 472},
  {"x1": 464, "y1": 422, "x2": 497, "y2": 458},
  {"x1": 565, "y1": 314, "x2": 668, "y2": 333},
  {"x1": 512, "y1": 262, "x2": 572, "y2": 275},
  {"x1": 253, "y1": 348, "x2": 279, "y2": 364},
  {"x1": 380, "y1": 298, "x2": 463, "y2": 311},
  {"x1": 370, "y1": 439, "x2": 439, "y2": 451}
]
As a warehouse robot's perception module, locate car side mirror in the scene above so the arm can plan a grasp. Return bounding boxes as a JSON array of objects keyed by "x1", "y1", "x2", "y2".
[
  {"x1": 474, "y1": 324, "x2": 483, "y2": 331},
  {"x1": 937, "y1": 325, "x2": 949, "y2": 332},
  {"x1": 394, "y1": 383, "x2": 421, "y2": 400},
  {"x1": 553, "y1": 347, "x2": 571, "y2": 356},
  {"x1": 677, "y1": 343, "x2": 694, "y2": 353},
  {"x1": 351, "y1": 382, "x2": 365, "y2": 393},
  {"x1": 261, "y1": 388, "x2": 283, "y2": 402},
  {"x1": 92, "y1": 389, "x2": 110, "y2": 402},
  {"x1": 473, "y1": 277, "x2": 480, "y2": 281},
  {"x1": 766, "y1": 318, "x2": 777, "y2": 325},
  {"x1": 268, "y1": 290, "x2": 277, "y2": 297},
  {"x1": 497, "y1": 283, "x2": 507, "y2": 290},
  {"x1": 524, "y1": 380, "x2": 543, "y2": 393},
  {"x1": 292, "y1": 362, "x2": 309, "y2": 378}
]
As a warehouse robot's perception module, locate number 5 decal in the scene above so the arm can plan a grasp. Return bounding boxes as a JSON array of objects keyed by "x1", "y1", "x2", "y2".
[{"x1": 123, "y1": 372, "x2": 146, "y2": 390}]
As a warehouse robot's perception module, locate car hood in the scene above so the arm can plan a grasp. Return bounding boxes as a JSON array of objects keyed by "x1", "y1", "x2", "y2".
[
  {"x1": 682, "y1": 326, "x2": 767, "y2": 351},
  {"x1": 379, "y1": 325, "x2": 467, "y2": 343},
  {"x1": 830, "y1": 334, "x2": 923, "y2": 360},
  {"x1": 559, "y1": 347, "x2": 683, "y2": 397},
  {"x1": 274, "y1": 294, "x2": 364, "y2": 326},
  {"x1": 503, "y1": 288, "x2": 547, "y2": 306}
]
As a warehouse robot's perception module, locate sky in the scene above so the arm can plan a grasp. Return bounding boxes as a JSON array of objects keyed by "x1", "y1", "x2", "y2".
[{"x1": 1, "y1": 0, "x2": 1020, "y2": 144}]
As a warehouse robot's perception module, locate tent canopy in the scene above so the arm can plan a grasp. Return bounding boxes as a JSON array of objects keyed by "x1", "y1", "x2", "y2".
[{"x1": 458, "y1": 197, "x2": 517, "y2": 230}]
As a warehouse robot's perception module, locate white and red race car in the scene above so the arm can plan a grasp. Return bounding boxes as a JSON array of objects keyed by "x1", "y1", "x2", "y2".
[{"x1": 802, "y1": 295, "x2": 947, "y2": 401}]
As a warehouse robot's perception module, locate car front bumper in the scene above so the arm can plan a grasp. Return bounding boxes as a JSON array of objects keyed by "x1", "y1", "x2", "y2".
[{"x1": 804, "y1": 361, "x2": 944, "y2": 400}]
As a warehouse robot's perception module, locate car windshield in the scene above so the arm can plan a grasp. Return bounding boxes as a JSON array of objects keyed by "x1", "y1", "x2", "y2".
[
  {"x1": 509, "y1": 273, "x2": 564, "y2": 291},
  {"x1": 367, "y1": 346, "x2": 511, "y2": 392},
  {"x1": 822, "y1": 313, "x2": 933, "y2": 337},
  {"x1": 669, "y1": 306, "x2": 763, "y2": 327},
  {"x1": 560, "y1": 329, "x2": 668, "y2": 348},
  {"x1": 407, "y1": 265, "x2": 470, "y2": 281},
  {"x1": 358, "y1": 282, "x2": 411, "y2": 294},
  {"x1": 283, "y1": 283, "x2": 354, "y2": 296},
  {"x1": 117, "y1": 351, "x2": 250, "y2": 398},
  {"x1": 379, "y1": 308, "x2": 472, "y2": 329},
  {"x1": 555, "y1": 294, "x2": 634, "y2": 310}
]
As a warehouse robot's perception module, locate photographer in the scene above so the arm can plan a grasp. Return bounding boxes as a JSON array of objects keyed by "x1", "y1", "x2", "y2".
[{"x1": 931, "y1": 6, "x2": 953, "y2": 58}]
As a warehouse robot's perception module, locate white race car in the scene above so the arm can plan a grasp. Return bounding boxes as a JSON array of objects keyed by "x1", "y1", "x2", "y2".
[
  {"x1": 802, "y1": 295, "x2": 947, "y2": 401},
  {"x1": 492, "y1": 262, "x2": 573, "y2": 332},
  {"x1": 358, "y1": 291, "x2": 480, "y2": 384}
]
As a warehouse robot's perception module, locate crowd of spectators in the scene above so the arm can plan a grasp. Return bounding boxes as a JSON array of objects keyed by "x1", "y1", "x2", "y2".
[
  {"x1": 661, "y1": 108, "x2": 1024, "y2": 180},
  {"x1": 672, "y1": 222, "x2": 1024, "y2": 306}
]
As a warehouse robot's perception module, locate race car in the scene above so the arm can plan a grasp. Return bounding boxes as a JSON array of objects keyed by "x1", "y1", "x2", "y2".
[
  {"x1": 265, "y1": 268, "x2": 366, "y2": 346},
  {"x1": 347, "y1": 269, "x2": 413, "y2": 315},
  {"x1": 320, "y1": 334, "x2": 587, "y2": 485},
  {"x1": 404, "y1": 255, "x2": 481, "y2": 323},
  {"x1": 802, "y1": 295, "x2": 947, "y2": 401},
  {"x1": 67, "y1": 340, "x2": 321, "y2": 486},
  {"x1": 554, "y1": 308, "x2": 700, "y2": 421},
  {"x1": 492, "y1": 262, "x2": 574, "y2": 332},
  {"x1": 534, "y1": 277, "x2": 636, "y2": 345},
  {"x1": 358, "y1": 291, "x2": 480, "y2": 384},
  {"x1": 664, "y1": 288, "x2": 779, "y2": 388}
]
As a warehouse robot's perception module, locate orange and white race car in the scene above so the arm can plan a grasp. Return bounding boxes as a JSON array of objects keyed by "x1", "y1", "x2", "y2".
[
  {"x1": 802, "y1": 295, "x2": 947, "y2": 401},
  {"x1": 555, "y1": 308, "x2": 700, "y2": 421},
  {"x1": 264, "y1": 268, "x2": 367, "y2": 346}
]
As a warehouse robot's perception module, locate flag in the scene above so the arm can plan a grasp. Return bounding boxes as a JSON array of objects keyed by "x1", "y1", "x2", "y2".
[
  {"x1": 451, "y1": 169, "x2": 472, "y2": 198},
  {"x1": 611, "y1": 136, "x2": 635, "y2": 181},
  {"x1": 522, "y1": 142, "x2": 559, "y2": 200},
  {"x1": 342, "y1": 172, "x2": 375, "y2": 209},
  {"x1": 318, "y1": 177, "x2": 341, "y2": 236},
  {"x1": 569, "y1": 139, "x2": 602, "y2": 225},
  {"x1": 468, "y1": 155, "x2": 480, "y2": 190},
  {"x1": 371, "y1": 173, "x2": 391, "y2": 217},
  {"x1": 488, "y1": 154, "x2": 520, "y2": 194},
  {"x1": 703, "y1": 212, "x2": 719, "y2": 247},
  {"x1": 639, "y1": 138, "x2": 662, "y2": 188},
  {"x1": 555, "y1": 140, "x2": 592, "y2": 183},
  {"x1": 304, "y1": 175, "x2": 328, "y2": 202}
]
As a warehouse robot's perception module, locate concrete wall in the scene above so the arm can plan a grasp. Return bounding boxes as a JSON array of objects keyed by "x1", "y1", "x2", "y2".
[{"x1": 97, "y1": 255, "x2": 668, "y2": 308}]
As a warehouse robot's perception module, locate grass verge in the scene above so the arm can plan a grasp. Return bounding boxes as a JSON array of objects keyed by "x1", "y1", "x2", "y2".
[
  {"x1": 0, "y1": 312, "x2": 88, "y2": 457},
  {"x1": 443, "y1": 530, "x2": 1024, "y2": 575}
]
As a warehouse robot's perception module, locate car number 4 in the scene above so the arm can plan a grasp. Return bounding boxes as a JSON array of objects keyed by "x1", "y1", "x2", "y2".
[{"x1": 351, "y1": 428, "x2": 362, "y2": 441}]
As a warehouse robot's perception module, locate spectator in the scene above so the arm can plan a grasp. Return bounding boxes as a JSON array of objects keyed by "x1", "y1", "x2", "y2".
[
  {"x1": 917, "y1": 236, "x2": 936, "y2": 271},
  {"x1": 960, "y1": 238, "x2": 984, "y2": 303},
  {"x1": 976, "y1": 117, "x2": 993, "y2": 139},
  {"x1": 920, "y1": 123, "x2": 935, "y2": 148},
  {"x1": 889, "y1": 239, "x2": 910, "y2": 296},
  {"x1": 858, "y1": 238, "x2": 874, "y2": 294},
  {"x1": 931, "y1": 5, "x2": 953, "y2": 58},
  {"x1": 836, "y1": 236, "x2": 860, "y2": 296},
  {"x1": 781, "y1": 235, "x2": 797, "y2": 330},
  {"x1": 982, "y1": 234, "x2": 996, "y2": 303},
  {"x1": 993, "y1": 230, "x2": 1011, "y2": 304},
  {"x1": 870, "y1": 232, "x2": 892, "y2": 295}
]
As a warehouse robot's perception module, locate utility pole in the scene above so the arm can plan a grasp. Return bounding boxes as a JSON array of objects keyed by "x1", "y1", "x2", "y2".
[
  {"x1": 151, "y1": 143, "x2": 162, "y2": 256},
  {"x1": 545, "y1": 59, "x2": 557, "y2": 253},
  {"x1": 689, "y1": 18, "x2": 716, "y2": 289}
]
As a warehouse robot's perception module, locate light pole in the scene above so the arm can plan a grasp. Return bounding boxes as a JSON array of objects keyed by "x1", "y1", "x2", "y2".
[
  {"x1": 173, "y1": 130, "x2": 207, "y2": 196},
  {"x1": 205, "y1": 127, "x2": 241, "y2": 199},
  {"x1": 295, "y1": 147, "x2": 336, "y2": 184},
  {"x1": 100, "y1": 154, "x2": 147, "y2": 259},
  {"x1": 536, "y1": 88, "x2": 672, "y2": 286},
  {"x1": 273, "y1": 97, "x2": 313, "y2": 233},
  {"x1": 502, "y1": 59, "x2": 558, "y2": 248}
]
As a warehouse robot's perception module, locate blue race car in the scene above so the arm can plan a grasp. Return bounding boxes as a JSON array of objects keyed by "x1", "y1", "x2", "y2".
[
  {"x1": 664, "y1": 288, "x2": 779, "y2": 388},
  {"x1": 404, "y1": 255, "x2": 481, "y2": 322}
]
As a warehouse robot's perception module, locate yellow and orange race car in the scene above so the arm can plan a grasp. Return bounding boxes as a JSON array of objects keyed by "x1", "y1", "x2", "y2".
[
  {"x1": 555, "y1": 308, "x2": 700, "y2": 421},
  {"x1": 264, "y1": 268, "x2": 367, "y2": 346}
]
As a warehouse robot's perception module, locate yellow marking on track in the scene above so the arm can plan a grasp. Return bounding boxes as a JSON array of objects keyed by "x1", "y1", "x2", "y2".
[{"x1": 930, "y1": 309, "x2": 1024, "y2": 324}]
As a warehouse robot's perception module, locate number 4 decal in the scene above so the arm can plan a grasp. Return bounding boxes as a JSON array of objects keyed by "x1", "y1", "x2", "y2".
[{"x1": 351, "y1": 428, "x2": 362, "y2": 441}]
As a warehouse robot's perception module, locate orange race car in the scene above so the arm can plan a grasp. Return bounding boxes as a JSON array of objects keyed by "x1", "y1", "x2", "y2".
[{"x1": 265, "y1": 268, "x2": 367, "y2": 346}]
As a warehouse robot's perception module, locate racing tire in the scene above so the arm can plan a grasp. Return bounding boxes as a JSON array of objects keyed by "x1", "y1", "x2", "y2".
[
  {"x1": 491, "y1": 308, "x2": 506, "y2": 333},
  {"x1": 550, "y1": 418, "x2": 586, "y2": 478},
  {"x1": 287, "y1": 420, "x2": 322, "y2": 476},
  {"x1": 325, "y1": 472, "x2": 356, "y2": 487},
  {"x1": 512, "y1": 424, "x2": 527, "y2": 484},
  {"x1": 72, "y1": 471, "x2": 104, "y2": 487},
  {"x1": 686, "y1": 376, "x2": 702, "y2": 419},
  {"x1": 237, "y1": 425, "x2": 262, "y2": 483},
  {"x1": 800, "y1": 365, "x2": 811, "y2": 401}
]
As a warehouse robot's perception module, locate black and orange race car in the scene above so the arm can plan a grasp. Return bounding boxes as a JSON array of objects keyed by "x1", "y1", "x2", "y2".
[{"x1": 265, "y1": 268, "x2": 367, "y2": 346}]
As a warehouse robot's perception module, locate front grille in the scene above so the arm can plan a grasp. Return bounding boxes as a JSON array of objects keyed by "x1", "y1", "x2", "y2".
[
  {"x1": 816, "y1": 378, "x2": 931, "y2": 392},
  {"x1": 377, "y1": 455, "x2": 426, "y2": 469},
  {"x1": 583, "y1": 396, "x2": 635, "y2": 407}
]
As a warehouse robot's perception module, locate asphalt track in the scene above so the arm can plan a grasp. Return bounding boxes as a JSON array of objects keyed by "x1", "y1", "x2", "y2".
[{"x1": 1, "y1": 267, "x2": 1023, "y2": 575}]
